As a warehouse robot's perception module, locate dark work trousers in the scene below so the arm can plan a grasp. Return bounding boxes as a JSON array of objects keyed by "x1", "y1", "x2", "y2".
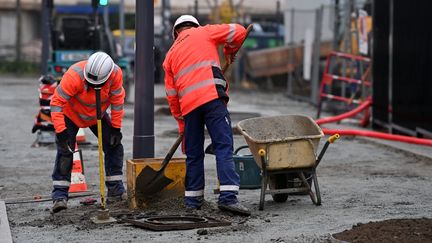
[
  {"x1": 184, "y1": 98, "x2": 240, "y2": 207},
  {"x1": 51, "y1": 115, "x2": 125, "y2": 201}
]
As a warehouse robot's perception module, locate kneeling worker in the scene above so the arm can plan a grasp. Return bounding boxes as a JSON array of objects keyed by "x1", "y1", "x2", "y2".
[
  {"x1": 50, "y1": 52, "x2": 126, "y2": 213},
  {"x1": 163, "y1": 15, "x2": 250, "y2": 216}
]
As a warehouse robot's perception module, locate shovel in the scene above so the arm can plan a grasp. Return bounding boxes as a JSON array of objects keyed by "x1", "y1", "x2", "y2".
[
  {"x1": 91, "y1": 87, "x2": 116, "y2": 224},
  {"x1": 137, "y1": 134, "x2": 184, "y2": 196}
]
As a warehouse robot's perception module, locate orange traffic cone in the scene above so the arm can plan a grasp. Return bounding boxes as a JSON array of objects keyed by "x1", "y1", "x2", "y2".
[
  {"x1": 69, "y1": 143, "x2": 88, "y2": 193},
  {"x1": 76, "y1": 128, "x2": 87, "y2": 145}
]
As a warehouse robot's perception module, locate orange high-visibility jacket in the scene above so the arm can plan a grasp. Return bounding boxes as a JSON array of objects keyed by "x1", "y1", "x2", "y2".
[
  {"x1": 50, "y1": 61, "x2": 125, "y2": 133},
  {"x1": 163, "y1": 24, "x2": 246, "y2": 132}
]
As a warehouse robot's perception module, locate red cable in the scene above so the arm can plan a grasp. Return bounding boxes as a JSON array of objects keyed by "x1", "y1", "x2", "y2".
[
  {"x1": 322, "y1": 128, "x2": 432, "y2": 146},
  {"x1": 316, "y1": 97, "x2": 432, "y2": 146},
  {"x1": 316, "y1": 98, "x2": 372, "y2": 125}
]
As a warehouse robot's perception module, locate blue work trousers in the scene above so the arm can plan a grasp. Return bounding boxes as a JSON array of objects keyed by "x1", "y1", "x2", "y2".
[
  {"x1": 184, "y1": 99, "x2": 240, "y2": 207},
  {"x1": 51, "y1": 115, "x2": 125, "y2": 201}
]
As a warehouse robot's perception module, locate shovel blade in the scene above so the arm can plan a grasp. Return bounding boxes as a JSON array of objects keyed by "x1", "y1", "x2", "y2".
[{"x1": 136, "y1": 166, "x2": 174, "y2": 196}]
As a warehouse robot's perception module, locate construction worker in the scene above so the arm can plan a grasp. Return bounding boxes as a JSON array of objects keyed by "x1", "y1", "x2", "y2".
[
  {"x1": 50, "y1": 52, "x2": 126, "y2": 213},
  {"x1": 163, "y1": 15, "x2": 250, "y2": 216}
]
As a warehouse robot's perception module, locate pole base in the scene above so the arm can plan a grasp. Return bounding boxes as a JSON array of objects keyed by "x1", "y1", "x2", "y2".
[{"x1": 91, "y1": 209, "x2": 117, "y2": 224}]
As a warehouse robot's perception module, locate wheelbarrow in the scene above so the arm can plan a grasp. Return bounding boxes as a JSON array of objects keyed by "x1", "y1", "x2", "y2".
[{"x1": 237, "y1": 115, "x2": 339, "y2": 210}]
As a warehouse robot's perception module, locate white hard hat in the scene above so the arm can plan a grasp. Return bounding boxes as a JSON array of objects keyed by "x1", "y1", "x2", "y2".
[
  {"x1": 84, "y1": 52, "x2": 114, "y2": 86},
  {"x1": 172, "y1": 15, "x2": 200, "y2": 39}
]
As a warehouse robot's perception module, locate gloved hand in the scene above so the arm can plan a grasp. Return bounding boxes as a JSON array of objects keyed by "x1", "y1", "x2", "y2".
[
  {"x1": 223, "y1": 47, "x2": 238, "y2": 65},
  {"x1": 56, "y1": 130, "x2": 71, "y2": 151},
  {"x1": 110, "y1": 127, "x2": 123, "y2": 147},
  {"x1": 177, "y1": 117, "x2": 185, "y2": 134}
]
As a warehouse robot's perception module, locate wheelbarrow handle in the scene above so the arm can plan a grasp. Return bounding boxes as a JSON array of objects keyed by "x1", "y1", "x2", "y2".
[
  {"x1": 234, "y1": 145, "x2": 250, "y2": 155},
  {"x1": 315, "y1": 134, "x2": 340, "y2": 167}
]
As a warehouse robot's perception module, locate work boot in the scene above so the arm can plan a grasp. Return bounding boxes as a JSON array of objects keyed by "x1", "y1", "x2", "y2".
[
  {"x1": 106, "y1": 192, "x2": 127, "y2": 204},
  {"x1": 218, "y1": 203, "x2": 251, "y2": 216},
  {"x1": 52, "y1": 199, "x2": 67, "y2": 213}
]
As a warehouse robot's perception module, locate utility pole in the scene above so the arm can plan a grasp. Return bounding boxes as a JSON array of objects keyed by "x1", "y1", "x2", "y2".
[
  {"x1": 310, "y1": 5, "x2": 324, "y2": 105},
  {"x1": 119, "y1": 0, "x2": 125, "y2": 50},
  {"x1": 15, "y1": 0, "x2": 22, "y2": 65},
  {"x1": 194, "y1": 0, "x2": 198, "y2": 17},
  {"x1": 133, "y1": 0, "x2": 155, "y2": 158},
  {"x1": 41, "y1": 0, "x2": 52, "y2": 75},
  {"x1": 161, "y1": 0, "x2": 171, "y2": 54},
  {"x1": 332, "y1": 0, "x2": 340, "y2": 51}
]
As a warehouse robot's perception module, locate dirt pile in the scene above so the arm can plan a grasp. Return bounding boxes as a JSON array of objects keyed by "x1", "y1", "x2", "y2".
[{"x1": 333, "y1": 218, "x2": 432, "y2": 243}]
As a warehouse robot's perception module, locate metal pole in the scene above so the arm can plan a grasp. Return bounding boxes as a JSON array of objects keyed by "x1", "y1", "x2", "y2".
[
  {"x1": 287, "y1": 8, "x2": 295, "y2": 96},
  {"x1": 119, "y1": 0, "x2": 125, "y2": 50},
  {"x1": 194, "y1": 0, "x2": 198, "y2": 17},
  {"x1": 388, "y1": 0, "x2": 394, "y2": 133},
  {"x1": 103, "y1": 5, "x2": 109, "y2": 29},
  {"x1": 332, "y1": 0, "x2": 340, "y2": 51},
  {"x1": 310, "y1": 6, "x2": 323, "y2": 105},
  {"x1": 133, "y1": 0, "x2": 155, "y2": 158},
  {"x1": 41, "y1": 0, "x2": 50, "y2": 75},
  {"x1": 161, "y1": 0, "x2": 171, "y2": 54},
  {"x1": 15, "y1": 0, "x2": 22, "y2": 65},
  {"x1": 276, "y1": 0, "x2": 281, "y2": 46}
]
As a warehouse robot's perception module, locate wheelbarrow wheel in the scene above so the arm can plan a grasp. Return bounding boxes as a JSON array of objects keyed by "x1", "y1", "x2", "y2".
[{"x1": 269, "y1": 174, "x2": 288, "y2": 203}]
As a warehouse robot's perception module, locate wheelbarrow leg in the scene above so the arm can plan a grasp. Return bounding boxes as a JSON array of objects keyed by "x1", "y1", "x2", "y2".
[
  {"x1": 298, "y1": 172, "x2": 318, "y2": 205},
  {"x1": 312, "y1": 170, "x2": 321, "y2": 206},
  {"x1": 258, "y1": 149, "x2": 267, "y2": 211},
  {"x1": 259, "y1": 170, "x2": 267, "y2": 211}
]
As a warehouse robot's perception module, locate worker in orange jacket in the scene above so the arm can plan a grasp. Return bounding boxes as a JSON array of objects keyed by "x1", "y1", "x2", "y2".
[
  {"x1": 163, "y1": 15, "x2": 250, "y2": 216},
  {"x1": 50, "y1": 52, "x2": 126, "y2": 213}
]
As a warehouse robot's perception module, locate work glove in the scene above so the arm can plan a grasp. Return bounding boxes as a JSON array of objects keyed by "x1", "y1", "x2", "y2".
[
  {"x1": 56, "y1": 130, "x2": 72, "y2": 151},
  {"x1": 176, "y1": 117, "x2": 185, "y2": 134},
  {"x1": 110, "y1": 127, "x2": 123, "y2": 147},
  {"x1": 223, "y1": 46, "x2": 238, "y2": 65}
]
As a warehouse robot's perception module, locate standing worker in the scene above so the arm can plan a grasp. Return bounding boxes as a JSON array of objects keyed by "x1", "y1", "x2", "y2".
[
  {"x1": 50, "y1": 52, "x2": 126, "y2": 213},
  {"x1": 163, "y1": 15, "x2": 250, "y2": 216}
]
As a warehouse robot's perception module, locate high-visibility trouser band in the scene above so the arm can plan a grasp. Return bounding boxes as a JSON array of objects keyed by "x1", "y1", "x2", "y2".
[
  {"x1": 53, "y1": 180, "x2": 70, "y2": 187},
  {"x1": 179, "y1": 78, "x2": 226, "y2": 98},
  {"x1": 51, "y1": 105, "x2": 63, "y2": 112},
  {"x1": 56, "y1": 86, "x2": 71, "y2": 100},
  {"x1": 219, "y1": 185, "x2": 239, "y2": 191},
  {"x1": 185, "y1": 190, "x2": 204, "y2": 197},
  {"x1": 174, "y1": 60, "x2": 220, "y2": 82},
  {"x1": 106, "y1": 175, "x2": 123, "y2": 182},
  {"x1": 166, "y1": 88, "x2": 177, "y2": 97},
  {"x1": 226, "y1": 23, "x2": 236, "y2": 44}
]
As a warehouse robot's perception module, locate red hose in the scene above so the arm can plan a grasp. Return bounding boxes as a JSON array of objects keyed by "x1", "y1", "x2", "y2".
[
  {"x1": 322, "y1": 128, "x2": 432, "y2": 146},
  {"x1": 316, "y1": 97, "x2": 432, "y2": 146},
  {"x1": 316, "y1": 98, "x2": 372, "y2": 125}
]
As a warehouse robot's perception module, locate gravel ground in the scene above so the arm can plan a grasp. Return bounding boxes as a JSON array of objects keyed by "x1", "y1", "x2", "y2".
[{"x1": 0, "y1": 76, "x2": 431, "y2": 243}]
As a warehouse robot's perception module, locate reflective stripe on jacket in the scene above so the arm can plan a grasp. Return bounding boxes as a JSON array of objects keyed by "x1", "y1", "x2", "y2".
[
  {"x1": 50, "y1": 61, "x2": 125, "y2": 133},
  {"x1": 163, "y1": 24, "x2": 247, "y2": 128}
]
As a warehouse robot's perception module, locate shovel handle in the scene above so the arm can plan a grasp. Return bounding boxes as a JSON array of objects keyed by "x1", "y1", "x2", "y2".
[
  {"x1": 159, "y1": 134, "x2": 184, "y2": 172},
  {"x1": 222, "y1": 24, "x2": 254, "y2": 74},
  {"x1": 95, "y1": 88, "x2": 106, "y2": 209}
]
